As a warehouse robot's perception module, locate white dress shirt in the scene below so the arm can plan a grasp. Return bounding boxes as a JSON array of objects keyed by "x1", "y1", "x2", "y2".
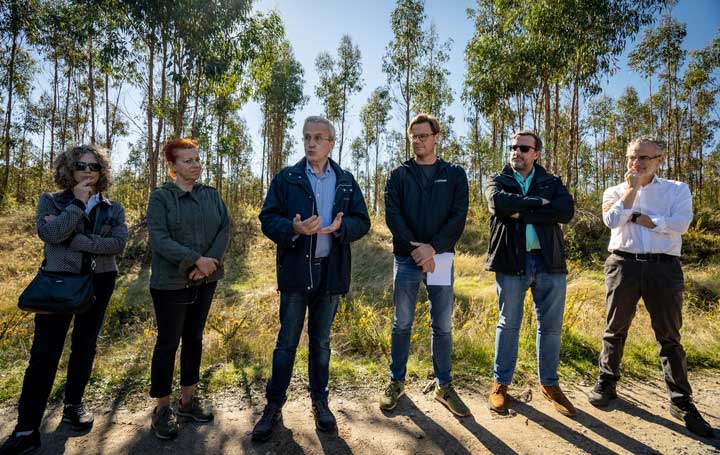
[{"x1": 602, "y1": 176, "x2": 693, "y2": 256}]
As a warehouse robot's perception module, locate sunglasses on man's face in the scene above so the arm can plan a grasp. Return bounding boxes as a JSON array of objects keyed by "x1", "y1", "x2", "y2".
[
  {"x1": 75, "y1": 161, "x2": 102, "y2": 172},
  {"x1": 509, "y1": 144, "x2": 536, "y2": 153}
]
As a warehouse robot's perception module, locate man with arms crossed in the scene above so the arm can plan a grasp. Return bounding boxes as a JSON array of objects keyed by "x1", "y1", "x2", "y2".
[
  {"x1": 589, "y1": 136, "x2": 713, "y2": 438},
  {"x1": 379, "y1": 113, "x2": 470, "y2": 417},
  {"x1": 253, "y1": 116, "x2": 370, "y2": 441},
  {"x1": 486, "y1": 130, "x2": 576, "y2": 417}
]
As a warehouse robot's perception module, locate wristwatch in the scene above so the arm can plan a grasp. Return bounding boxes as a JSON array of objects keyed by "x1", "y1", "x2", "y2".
[{"x1": 630, "y1": 212, "x2": 641, "y2": 223}]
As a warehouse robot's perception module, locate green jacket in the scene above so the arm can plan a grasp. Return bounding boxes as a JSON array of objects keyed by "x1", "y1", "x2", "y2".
[{"x1": 147, "y1": 181, "x2": 230, "y2": 290}]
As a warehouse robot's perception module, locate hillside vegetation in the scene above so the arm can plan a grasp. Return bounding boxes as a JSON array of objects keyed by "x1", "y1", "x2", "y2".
[{"x1": 1, "y1": 204, "x2": 719, "y2": 405}]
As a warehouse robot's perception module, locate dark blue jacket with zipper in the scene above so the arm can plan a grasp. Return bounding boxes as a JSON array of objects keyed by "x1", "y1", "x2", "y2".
[
  {"x1": 259, "y1": 157, "x2": 370, "y2": 295},
  {"x1": 485, "y1": 163, "x2": 574, "y2": 275}
]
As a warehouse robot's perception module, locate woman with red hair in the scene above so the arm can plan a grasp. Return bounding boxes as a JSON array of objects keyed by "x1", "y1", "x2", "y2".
[{"x1": 145, "y1": 138, "x2": 230, "y2": 439}]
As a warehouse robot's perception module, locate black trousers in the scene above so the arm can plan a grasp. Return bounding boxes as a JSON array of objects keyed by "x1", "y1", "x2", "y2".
[
  {"x1": 149, "y1": 281, "x2": 217, "y2": 398},
  {"x1": 15, "y1": 272, "x2": 117, "y2": 432},
  {"x1": 599, "y1": 253, "x2": 693, "y2": 403}
]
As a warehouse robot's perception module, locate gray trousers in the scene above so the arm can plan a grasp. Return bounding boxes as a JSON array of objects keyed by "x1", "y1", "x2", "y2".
[{"x1": 599, "y1": 253, "x2": 693, "y2": 403}]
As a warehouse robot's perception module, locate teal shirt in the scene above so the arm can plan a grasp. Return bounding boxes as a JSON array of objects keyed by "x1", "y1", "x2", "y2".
[{"x1": 513, "y1": 167, "x2": 541, "y2": 251}]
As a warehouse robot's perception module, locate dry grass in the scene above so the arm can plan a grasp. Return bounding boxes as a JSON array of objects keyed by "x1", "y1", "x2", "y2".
[{"x1": 0, "y1": 206, "x2": 718, "y2": 405}]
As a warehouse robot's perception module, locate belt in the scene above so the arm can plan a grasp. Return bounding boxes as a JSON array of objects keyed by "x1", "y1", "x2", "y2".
[
  {"x1": 312, "y1": 257, "x2": 327, "y2": 265},
  {"x1": 611, "y1": 250, "x2": 677, "y2": 262},
  {"x1": 527, "y1": 250, "x2": 543, "y2": 256}
]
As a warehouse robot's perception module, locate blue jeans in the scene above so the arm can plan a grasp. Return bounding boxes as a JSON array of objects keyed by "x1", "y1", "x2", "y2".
[
  {"x1": 390, "y1": 255, "x2": 454, "y2": 386},
  {"x1": 266, "y1": 261, "x2": 339, "y2": 407},
  {"x1": 493, "y1": 254, "x2": 566, "y2": 386}
]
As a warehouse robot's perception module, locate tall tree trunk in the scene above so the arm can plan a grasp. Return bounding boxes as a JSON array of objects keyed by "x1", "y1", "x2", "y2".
[
  {"x1": 153, "y1": 35, "x2": 168, "y2": 185},
  {"x1": 552, "y1": 82, "x2": 559, "y2": 175},
  {"x1": 104, "y1": 71, "x2": 110, "y2": 149},
  {"x1": 88, "y1": 37, "x2": 96, "y2": 144},
  {"x1": 50, "y1": 56, "x2": 58, "y2": 168},
  {"x1": 61, "y1": 62, "x2": 73, "y2": 151},
  {"x1": 147, "y1": 41, "x2": 156, "y2": 189},
  {"x1": 1, "y1": 23, "x2": 19, "y2": 203},
  {"x1": 543, "y1": 81, "x2": 551, "y2": 172}
]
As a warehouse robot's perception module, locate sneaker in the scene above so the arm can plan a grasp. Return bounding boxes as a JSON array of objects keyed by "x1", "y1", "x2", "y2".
[
  {"x1": 62, "y1": 402, "x2": 94, "y2": 430},
  {"x1": 587, "y1": 380, "x2": 617, "y2": 408},
  {"x1": 251, "y1": 404, "x2": 282, "y2": 442},
  {"x1": 434, "y1": 383, "x2": 471, "y2": 417},
  {"x1": 312, "y1": 400, "x2": 337, "y2": 432},
  {"x1": 540, "y1": 384, "x2": 577, "y2": 417},
  {"x1": 669, "y1": 400, "x2": 715, "y2": 438},
  {"x1": 0, "y1": 431, "x2": 40, "y2": 455},
  {"x1": 379, "y1": 380, "x2": 405, "y2": 411},
  {"x1": 151, "y1": 406, "x2": 179, "y2": 440},
  {"x1": 488, "y1": 381, "x2": 509, "y2": 415},
  {"x1": 176, "y1": 396, "x2": 214, "y2": 423}
]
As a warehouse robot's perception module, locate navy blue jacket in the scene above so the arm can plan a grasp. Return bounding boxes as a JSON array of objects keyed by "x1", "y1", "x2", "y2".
[
  {"x1": 485, "y1": 163, "x2": 574, "y2": 275},
  {"x1": 259, "y1": 158, "x2": 370, "y2": 294}
]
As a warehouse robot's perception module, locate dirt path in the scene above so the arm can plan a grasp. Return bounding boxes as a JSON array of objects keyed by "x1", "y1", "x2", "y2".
[{"x1": 2, "y1": 372, "x2": 719, "y2": 454}]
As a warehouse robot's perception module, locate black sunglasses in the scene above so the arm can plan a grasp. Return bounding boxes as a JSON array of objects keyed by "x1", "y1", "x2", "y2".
[
  {"x1": 509, "y1": 145, "x2": 536, "y2": 153},
  {"x1": 75, "y1": 161, "x2": 102, "y2": 172}
]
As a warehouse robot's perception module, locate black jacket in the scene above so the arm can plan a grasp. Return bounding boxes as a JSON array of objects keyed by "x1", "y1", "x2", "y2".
[
  {"x1": 385, "y1": 158, "x2": 469, "y2": 257},
  {"x1": 485, "y1": 163, "x2": 574, "y2": 274},
  {"x1": 259, "y1": 158, "x2": 370, "y2": 294}
]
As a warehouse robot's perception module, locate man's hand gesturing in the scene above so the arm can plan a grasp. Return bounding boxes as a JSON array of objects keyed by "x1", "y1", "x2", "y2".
[{"x1": 293, "y1": 213, "x2": 322, "y2": 235}]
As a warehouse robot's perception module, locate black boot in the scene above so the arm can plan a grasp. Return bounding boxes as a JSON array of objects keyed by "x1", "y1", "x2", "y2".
[
  {"x1": 312, "y1": 400, "x2": 337, "y2": 432},
  {"x1": 251, "y1": 404, "x2": 282, "y2": 442},
  {"x1": 669, "y1": 400, "x2": 714, "y2": 438},
  {"x1": 587, "y1": 380, "x2": 617, "y2": 408}
]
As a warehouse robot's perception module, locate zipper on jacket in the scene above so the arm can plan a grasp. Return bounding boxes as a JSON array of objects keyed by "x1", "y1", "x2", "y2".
[{"x1": 307, "y1": 198, "x2": 316, "y2": 290}]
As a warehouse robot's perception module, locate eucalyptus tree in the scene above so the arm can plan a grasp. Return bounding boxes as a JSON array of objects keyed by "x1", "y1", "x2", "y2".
[
  {"x1": 314, "y1": 34, "x2": 363, "y2": 166},
  {"x1": 383, "y1": 0, "x2": 425, "y2": 159},
  {"x1": 629, "y1": 15, "x2": 687, "y2": 179},
  {"x1": 413, "y1": 22, "x2": 453, "y2": 140},
  {"x1": 360, "y1": 86, "x2": 392, "y2": 213},
  {"x1": 0, "y1": 0, "x2": 38, "y2": 204}
]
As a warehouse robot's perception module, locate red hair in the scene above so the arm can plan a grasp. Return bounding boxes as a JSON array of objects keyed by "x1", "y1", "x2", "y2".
[{"x1": 163, "y1": 138, "x2": 198, "y2": 178}]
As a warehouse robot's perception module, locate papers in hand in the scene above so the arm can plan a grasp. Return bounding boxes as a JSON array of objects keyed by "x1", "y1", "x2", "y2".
[{"x1": 427, "y1": 252, "x2": 454, "y2": 286}]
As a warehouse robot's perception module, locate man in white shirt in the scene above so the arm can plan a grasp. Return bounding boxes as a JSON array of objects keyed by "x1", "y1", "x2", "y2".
[{"x1": 589, "y1": 136, "x2": 713, "y2": 438}]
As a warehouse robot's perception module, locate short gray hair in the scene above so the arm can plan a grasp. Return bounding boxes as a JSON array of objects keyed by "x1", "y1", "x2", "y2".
[
  {"x1": 627, "y1": 135, "x2": 664, "y2": 154},
  {"x1": 303, "y1": 116, "x2": 336, "y2": 141}
]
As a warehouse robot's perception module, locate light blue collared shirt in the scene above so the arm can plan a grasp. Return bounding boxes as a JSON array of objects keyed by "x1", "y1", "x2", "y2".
[
  {"x1": 306, "y1": 161, "x2": 336, "y2": 258},
  {"x1": 512, "y1": 167, "x2": 541, "y2": 251}
]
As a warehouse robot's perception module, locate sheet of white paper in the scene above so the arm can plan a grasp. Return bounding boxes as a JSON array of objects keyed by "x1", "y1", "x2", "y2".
[{"x1": 426, "y1": 252, "x2": 454, "y2": 286}]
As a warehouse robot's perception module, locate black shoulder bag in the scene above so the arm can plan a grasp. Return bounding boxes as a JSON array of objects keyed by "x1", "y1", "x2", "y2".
[{"x1": 18, "y1": 203, "x2": 110, "y2": 314}]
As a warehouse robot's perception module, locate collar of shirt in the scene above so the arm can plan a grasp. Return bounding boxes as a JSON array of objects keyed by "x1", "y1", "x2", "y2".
[
  {"x1": 512, "y1": 166, "x2": 535, "y2": 195},
  {"x1": 306, "y1": 161, "x2": 333, "y2": 180},
  {"x1": 85, "y1": 193, "x2": 101, "y2": 215}
]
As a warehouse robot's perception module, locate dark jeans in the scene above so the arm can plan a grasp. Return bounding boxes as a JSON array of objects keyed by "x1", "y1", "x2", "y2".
[
  {"x1": 599, "y1": 253, "x2": 692, "y2": 403},
  {"x1": 266, "y1": 259, "x2": 339, "y2": 407},
  {"x1": 149, "y1": 281, "x2": 217, "y2": 398},
  {"x1": 15, "y1": 272, "x2": 117, "y2": 432}
]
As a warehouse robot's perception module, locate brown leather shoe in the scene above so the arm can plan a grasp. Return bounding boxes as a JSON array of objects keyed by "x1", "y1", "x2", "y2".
[
  {"x1": 488, "y1": 381, "x2": 509, "y2": 415},
  {"x1": 541, "y1": 384, "x2": 577, "y2": 417}
]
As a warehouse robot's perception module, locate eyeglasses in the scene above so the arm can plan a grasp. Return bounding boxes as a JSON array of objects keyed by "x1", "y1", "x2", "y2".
[
  {"x1": 303, "y1": 134, "x2": 333, "y2": 143},
  {"x1": 74, "y1": 161, "x2": 102, "y2": 172},
  {"x1": 509, "y1": 145, "x2": 535, "y2": 153},
  {"x1": 409, "y1": 133, "x2": 435, "y2": 142},
  {"x1": 627, "y1": 154, "x2": 661, "y2": 163}
]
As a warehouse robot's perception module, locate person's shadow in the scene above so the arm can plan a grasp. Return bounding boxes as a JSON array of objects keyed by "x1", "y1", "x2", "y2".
[
  {"x1": 610, "y1": 397, "x2": 719, "y2": 448},
  {"x1": 383, "y1": 395, "x2": 473, "y2": 455}
]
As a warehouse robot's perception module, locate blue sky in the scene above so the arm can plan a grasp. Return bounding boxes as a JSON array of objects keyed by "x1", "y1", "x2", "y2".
[{"x1": 110, "y1": 0, "x2": 720, "y2": 171}]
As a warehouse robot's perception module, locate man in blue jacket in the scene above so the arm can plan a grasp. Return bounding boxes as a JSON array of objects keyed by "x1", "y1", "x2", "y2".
[
  {"x1": 253, "y1": 116, "x2": 370, "y2": 442},
  {"x1": 379, "y1": 113, "x2": 470, "y2": 417},
  {"x1": 485, "y1": 130, "x2": 575, "y2": 418}
]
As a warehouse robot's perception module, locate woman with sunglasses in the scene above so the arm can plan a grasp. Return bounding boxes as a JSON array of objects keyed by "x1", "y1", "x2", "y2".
[
  {"x1": 145, "y1": 138, "x2": 230, "y2": 440},
  {"x1": 1, "y1": 145, "x2": 128, "y2": 455}
]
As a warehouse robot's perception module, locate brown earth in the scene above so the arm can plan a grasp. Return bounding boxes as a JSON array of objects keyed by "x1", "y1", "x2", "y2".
[{"x1": 1, "y1": 372, "x2": 719, "y2": 454}]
